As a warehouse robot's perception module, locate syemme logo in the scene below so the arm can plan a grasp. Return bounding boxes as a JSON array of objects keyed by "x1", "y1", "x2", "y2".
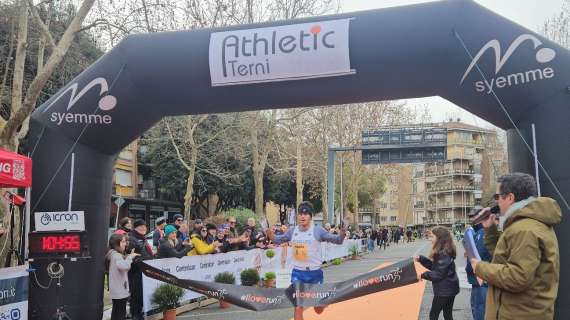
[
  {"x1": 221, "y1": 24, "x2": 335, "y2": 78},
  {"x1": 42, "y1": 77, "x2": 117, "y2": 126},
  {"x1": 460, "y1": 34, "x2": 556, "y2": 94}
]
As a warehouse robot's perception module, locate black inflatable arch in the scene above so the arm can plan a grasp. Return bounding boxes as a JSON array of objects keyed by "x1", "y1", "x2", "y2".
[{"x1": 27, "y1": 0, "x2": 570, "y2": 319}]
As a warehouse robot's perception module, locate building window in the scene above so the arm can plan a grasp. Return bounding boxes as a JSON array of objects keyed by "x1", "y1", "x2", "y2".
[
  {"x1": 390, "y1": 216, "x2": 397, "y2": 222},
  {"x1": 115, "y1": 169, "x2": 133, "y2": 186}
]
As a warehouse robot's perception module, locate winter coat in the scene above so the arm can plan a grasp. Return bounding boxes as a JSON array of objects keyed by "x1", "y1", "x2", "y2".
[
  {"x1": 475, "y1": 197, "x2": 561, "y2": 320},
  {"x1": 105, "y1": 249, "x2": 133, "y2": 299},
  {"x1": 419, "y1": 254, "x2": 460, "y2": 297},
  {"x1": 157, "y1": 238, "x2": 191, "y2": 258},
  {"x1": 187, "y1": 233, "x2": 215, "y2": 256}
]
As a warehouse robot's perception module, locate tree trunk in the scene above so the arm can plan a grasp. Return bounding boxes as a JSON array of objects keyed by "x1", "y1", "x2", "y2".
[
  {"x1": 296, "y1": 143, "x2": 303, "y2": 208},
  {"x1": 9, "y1": 0, "x2": 28, "y2": 138},
  {"x1": 351, "y1": 156, "x2": 360, "y2": 227},
  {"x1": 1, "y1": 0, "x2": 96, "y2": 144},
  {"x1": 0, "y1": 17, "x2": 16, "y2": 128},
  {"x1": 253, "y1": 164, "x2": 264, "y2": 216},
  {"x1": 183, "y1": 146, "x2": 198, "y2": 218},
  {"x1": 321, "y1": 166, "x2": 328, "y2": 223}
]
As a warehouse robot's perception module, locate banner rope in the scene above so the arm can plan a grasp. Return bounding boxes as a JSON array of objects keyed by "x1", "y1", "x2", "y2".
[{"x1": 138, "y1": 257, "x2": 418, "y2": 311}]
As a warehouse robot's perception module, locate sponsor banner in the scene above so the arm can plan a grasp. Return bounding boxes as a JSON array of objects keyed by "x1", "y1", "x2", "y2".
[
  {"x1": 209, "y1": 18, "x2": 354, "y2": 86},
  {"x1": 142, "y1": 240, "x2": 361, "y2": 313},
  {"x1": 139, "y1": 258, "x2": 417, "y2": 311},
  {"x1": 0, "y1": 266, "x2": 28, "y2": 320},
  {"x1": 142, "y1": 250, "x2": 258, "y2": 312},
  {"x1": 460, "y1": 34, "x2": 556, "y2": 94},
  {"x1": 41, "y1": 77, "x2": 117, "y2": 126},
  {"x1": 34, "y1": 211, "x2": 85, "y2": 231},
  {"x1": 0, "y1": 148, "x2": 32, "y2": 188}
]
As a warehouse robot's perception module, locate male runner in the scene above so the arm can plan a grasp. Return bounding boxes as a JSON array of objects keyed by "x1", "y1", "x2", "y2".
[{"x1": 267, "y1": 201, "x2": 347, "y2": 320}]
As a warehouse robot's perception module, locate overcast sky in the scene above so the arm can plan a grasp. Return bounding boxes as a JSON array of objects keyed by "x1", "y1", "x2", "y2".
[{"x1": 341, "y1": 0, "x2": 565, "y2": 127}]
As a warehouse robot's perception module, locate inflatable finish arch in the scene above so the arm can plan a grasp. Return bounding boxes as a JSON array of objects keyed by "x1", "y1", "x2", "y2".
[{"x1": 26, "y1": 0, "x2": 570, "y2": 319}]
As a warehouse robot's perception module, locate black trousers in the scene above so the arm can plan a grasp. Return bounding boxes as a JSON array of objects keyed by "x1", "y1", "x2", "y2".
[
  {"x1": 111, "y1": 298, "x2": 128, "y2": 320},
  {"x1": 429, "y1": 295, "x2": 455, "y2": 320},
  {"x1": 128, "y1": 270, "x2": 144, "y2": 320}
]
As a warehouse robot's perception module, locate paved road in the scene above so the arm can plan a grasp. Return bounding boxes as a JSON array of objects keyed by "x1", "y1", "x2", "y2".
[{"x1": 178, "y1": 239, "x2": 474, "y2": 320}]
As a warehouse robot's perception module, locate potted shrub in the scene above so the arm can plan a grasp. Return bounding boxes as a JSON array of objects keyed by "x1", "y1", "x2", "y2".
[
  {"x1": 240, "y1": 268, "x2": 260, "y2": 287},
  {"x1": 332, "y1": 258, "x2": 342, "y2": 265},
  {"x1": 151, "y1": 284, "x2": 184, "y2": 320},
  {"x1": 265, "y1": 249, "x2": 276, "y2": 267},
  {"x1": 263, "y1": 271, "x2": 276, "y2": 288},
  {"x1": 265, "y1": 249, "x2": 275, "y2": 259},
  {"x1": 214, "y1": 272, "x2": 235, "y2": 309},
  {"x1": 349, "y1": 243, "x2": 359, "y2": 260}
]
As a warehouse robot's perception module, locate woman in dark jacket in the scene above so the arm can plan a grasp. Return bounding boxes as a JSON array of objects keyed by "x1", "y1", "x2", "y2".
[
  {"x1": 415, "y1": 226, "x2": 460, "y2": 320},
  {"x1": 157, "y1": 225, "x2": 191, "y2": 258},
  {"x1": 214, "y1": 226, "x2": 232, "y2": 253}
]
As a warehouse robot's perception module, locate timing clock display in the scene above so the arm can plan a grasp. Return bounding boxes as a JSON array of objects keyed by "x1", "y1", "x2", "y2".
[{"x1": 29, "y1": 231, "x2": 88, "y2": 257}]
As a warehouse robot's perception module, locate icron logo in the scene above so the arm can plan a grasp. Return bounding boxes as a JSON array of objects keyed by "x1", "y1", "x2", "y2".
[
  {"x1": 40, "y1": 212, "x2": 79, "y2": 225},
  {"x1": 43, "y1": 77, "x2": 117, "y2": 126},
  {"x1": 460, "y1": 34, "x2": 556, "y2": 94}
]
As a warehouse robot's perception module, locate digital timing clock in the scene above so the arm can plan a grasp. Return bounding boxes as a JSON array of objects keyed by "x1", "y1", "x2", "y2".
[{"x1": 29, "y1": 231, "x2": 89, "y2": 258}]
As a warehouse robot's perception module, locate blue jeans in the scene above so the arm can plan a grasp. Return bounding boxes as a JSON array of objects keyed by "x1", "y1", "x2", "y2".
[
  {"x1": 367, "y1": 239, "x2": 375, "y2": 252},
  {"x1": 470, "y1": 285, "x2": 487, "y2": 320}
]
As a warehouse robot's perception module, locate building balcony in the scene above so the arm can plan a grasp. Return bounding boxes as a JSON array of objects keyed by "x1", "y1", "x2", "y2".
[
  {"x1": 426, "y1": 202, "x2": 475, "y2": 209},
  {"x1": 425, "y1": 169, "x2": 476, "y2": 177},
  {"x1": 427, "y1": 185, "x2": 480, "y2": 193},
  {"x1": 413, "y1": 202, "x2": 425, "y2": 208},
  {"x1": 424, "y1": 218, "x2": 467, "y2": 225}
]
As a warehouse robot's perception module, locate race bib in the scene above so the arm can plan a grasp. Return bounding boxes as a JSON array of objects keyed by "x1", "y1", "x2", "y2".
[{"x1": 293, "y1": 243, "x2": 309, "y2": 261}]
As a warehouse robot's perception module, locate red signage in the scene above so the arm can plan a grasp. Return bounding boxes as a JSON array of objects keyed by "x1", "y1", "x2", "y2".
[
  {"x1": 0, "y1": 148, "x2": 32, "y2": 188},
  {"x1": 29, "y1": 232, "x2": 88, "y2": 257}
]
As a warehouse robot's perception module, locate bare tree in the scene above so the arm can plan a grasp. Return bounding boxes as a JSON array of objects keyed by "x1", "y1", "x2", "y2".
[
  {"x1": 542, "y1": 0, "x2": 570, "y2": 48},
  {"x1": 165, "y1": 114, "x2": 242, "y2": 219},
  {"x1": 1, "y1": 0, "x2": 96, "y2": 151}
]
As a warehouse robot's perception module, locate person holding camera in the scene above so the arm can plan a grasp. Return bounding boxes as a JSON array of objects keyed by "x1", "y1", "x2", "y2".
[{"x1": 470, "y1": 173, "x2": 561, "y2": 320}]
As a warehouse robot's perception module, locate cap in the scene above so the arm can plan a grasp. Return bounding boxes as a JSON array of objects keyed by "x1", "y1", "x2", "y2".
[
  {"x1": 298, "y1": 201, "x2": 314, "y2": 216},
  {"x1": 471, "y1": 207, "x2": 492, "y2": 225},
  {"x1": 173, "y1": 214, "x2": 183, "y2": 221},
  {"x1": 195, "y1": 219, "x2": 203, "y2": 224},
  {"x1": 206, "y1": 223, "x2": 217, "y2": 231},
  {"x1": 133, "y1": 219, "x2": 147, "y2": 229},
  {"x1": 164, "y1": 225, "x2": 177, "y2": 237},
  {"x1": 156, "y1": 217, "x2": 166, "y2": 225}
]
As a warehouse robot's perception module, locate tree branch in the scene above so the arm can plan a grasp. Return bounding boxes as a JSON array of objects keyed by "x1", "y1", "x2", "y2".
[
  {"x1": 165, "y1": 121, "x2": 191, "y2": 171},
  {"x1": 26, "y1": 0, "x2": 56, "y2": 49}
]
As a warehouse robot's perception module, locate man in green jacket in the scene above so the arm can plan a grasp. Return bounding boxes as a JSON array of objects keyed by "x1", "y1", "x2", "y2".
[{"x1": 471, "y1": 173, "x2": 561, "y2": 320}]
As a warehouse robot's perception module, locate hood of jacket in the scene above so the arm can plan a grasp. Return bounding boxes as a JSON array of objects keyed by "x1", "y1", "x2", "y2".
[{"x1": 504, "y1": 197, "x2": 561, "y2": 229}]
